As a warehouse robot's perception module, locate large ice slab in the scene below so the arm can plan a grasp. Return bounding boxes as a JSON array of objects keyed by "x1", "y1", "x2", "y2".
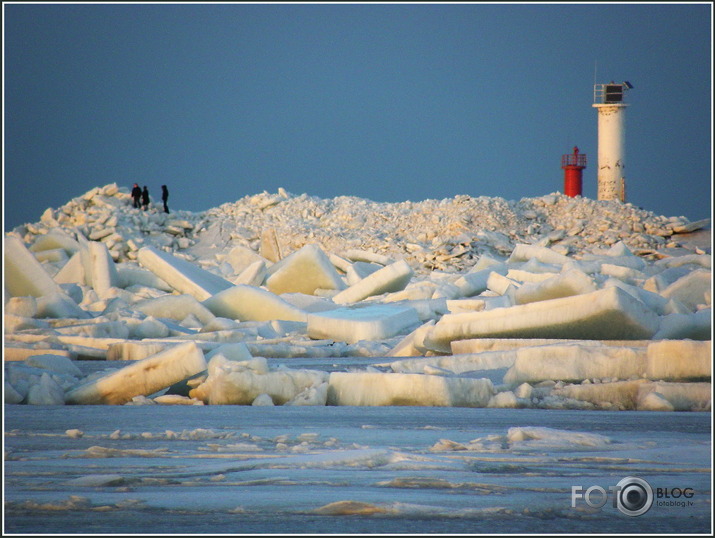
[
  {"x1": 646, "y1": 340, "x2": 711, "y2": 380},
  {"x1": 307, "y1": 304, "x2": 420, "y2": 344},
  {"x1": 388, "y1": 350, "x2": 517, "y2": 375},
  {"x1": 265, "y1": 244, "x2": 345, "y2": 295},
  {"x1": 327, "y1": 372, "x2": 494, "y2": 407},
  {"x1": 452, "y1": 338, "x2": 588, "y2": 354},
  {"x1": 202, "y1": 285, "x2": 307, "y2": 322},
  {"x1": 424, "y1": 287, "x2": 661, "y2": 352},
  {"x1": 451, "y1": 338, "x2": 654, "y2": 354},
  {"x1": 332, "y1": 260, "x2": 414, "y2": 304},
  {"x1": 3, "y1": 345, "x2": 73, "y2": 362},
  {"x1": 137, "y1": 246, "x2": 233, "y2": 301},
  {"x1": 65, "y1": 341, "x2": 207, "y2": 405},
  {"x1": 4, "y1": 236, "x2": 64, "y2": 298},
  {"x1": 503, "y1": 343, "x2": 647, "y2": 384}
]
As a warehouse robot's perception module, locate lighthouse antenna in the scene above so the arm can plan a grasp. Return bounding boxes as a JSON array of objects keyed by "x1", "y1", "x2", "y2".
[{"x1": 594, "y1": 60, "x2": 597, "y2": 86}]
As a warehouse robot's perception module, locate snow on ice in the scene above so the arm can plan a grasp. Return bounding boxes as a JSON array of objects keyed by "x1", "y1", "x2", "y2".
[{"x1": 3, "y1": 183, "x2": 712, "y2": 411}]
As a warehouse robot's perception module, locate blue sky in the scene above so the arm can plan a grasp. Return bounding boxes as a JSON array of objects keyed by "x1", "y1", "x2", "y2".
[{"x1": 3, "y1": 2, "x2": 712, "y2": 231}]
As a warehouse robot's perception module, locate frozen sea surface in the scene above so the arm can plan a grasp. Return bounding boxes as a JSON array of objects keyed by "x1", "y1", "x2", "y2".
[{"x1": 4, "y1": 405, "x2": 711, "y2": 534}]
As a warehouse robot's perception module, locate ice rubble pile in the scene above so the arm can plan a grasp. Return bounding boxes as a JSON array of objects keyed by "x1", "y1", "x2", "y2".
[{"x1": 4, "y1": 183, "x2": 712, "y2": 411}]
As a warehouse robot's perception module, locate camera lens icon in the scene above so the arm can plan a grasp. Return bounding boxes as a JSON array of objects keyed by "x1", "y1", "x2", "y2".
[{"x1": 616, "y1": 477, "x2": 653, "y2": 517}]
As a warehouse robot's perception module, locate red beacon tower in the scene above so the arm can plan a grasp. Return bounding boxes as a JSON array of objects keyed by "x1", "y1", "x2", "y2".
[{"x1": 561, "y1": 146, "x2": 587, "y2": 197}]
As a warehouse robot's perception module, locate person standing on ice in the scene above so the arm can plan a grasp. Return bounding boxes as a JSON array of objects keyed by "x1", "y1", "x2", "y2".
[
  {"x1": 141, "y1": 186, "x2": 150, "y2": 210},
  {"x1": 161, "y1": 185, "x2": 169, "y2": 213},
  {"x1": 131, "y1": 183, "x2": 142, "y2": 208}
]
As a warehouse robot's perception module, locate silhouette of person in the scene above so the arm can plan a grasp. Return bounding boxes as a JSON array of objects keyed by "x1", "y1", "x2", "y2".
[
  {"x1": 131, "y1": 183, "x2": 142, "y2": 209},
  {"x1": 141, "y1": 186, "x2": 150, "y2": 210},
  {"x1": 161, "y1": 185, "x2": 169, "y2": 214}
]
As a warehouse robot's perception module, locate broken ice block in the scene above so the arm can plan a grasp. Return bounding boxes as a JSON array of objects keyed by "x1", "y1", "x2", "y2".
[
  {"x1": 88, "y1": 241, "x2": 120, "y2": 298},
  {"x1": 453, "y1": 265, "x2": 507, "y2": 297},
  {"x1": 638, "y1": 381, "x2": 711, "y2": 411},
  {"x1": 388, "y1": 349, "x2": 517, "y2": 375},
  {"x1": 451, "y1": 338, "x2": 570, "y2": 354},
  {"x1": 106, "y1": 342, "x2": 169, "y2": 361},
  {"x1": 332, "y1": 259, "x2": 414, "y2": 304},
  {"x1": 307, "y1": 304, "x2": 420, "y2": 344},
  {"x1": 137, "y1": 245, "x2": 233, "y2": 301},
  {"x1": 3, "y1": 345, "x2": 73, "y2": 362},
  {"x1": 5, "y1": 296, "x2": 38, "y2": 318},
  {"x1": 53, "y1": 252, "x2": 86, "y2": 285},
  {"x1": 4, "y1": 236, "x2": 64, "y2": 298},
  {"x1": 29, "y1": 228, "x2": 81, "y2": 255},
  {"x1": 117, "y1": 265, "x2": 172, "y2": 291},
  {"x1": 134, "y1": 294, "x2": 216, "y2": 325},
  {"x1": 654, "y1": 309, "x2": 711, "y2": 340},
  {"x1": 646, "y1": 340, "x2": 712, "y2": 380},
  {"x1": 660, "y1": 269, "x2": 712, "y2": 311},
  {"x1": 327, "y1": 372, "x2": 494, "y2": 407},
  {"x1": 202, "y1": 285, "x2": 307, "y2": 322},
  {"x1": 226, "y1": 245, "x2": 270, "y2": 274},
  {"x1": 345, "y1": 249, "x2": 393, "y2": 266},
  {"x1": 65, "y1": 341, "x2": 207, "y2": 405},
  {"x1": 190, "y1": 356, "x2": 328, "y2": 405},
  {"x1": 508, "y1": 244, "x2": 571, "y2": 265},
  {"x1": 514, "y1": 269, "x2": 596, "y2": 305},
  {"x1": 234, "y1": 260, "x2": 267, "y2": 286},
  {"x1": 26, "y1": 372, "x2": 66, "y2": 405},
  {"x1": 503, "y1": 343, "x2": 647, "y2": 384},
  {"x1": 554, "y1": 380, "x2": 645, "y2": 410},
  {"x1": 36, "y1": 292, "x2": 91, "y2": 319},
  {"x1": 259, "y1": 227, "x2": 282, "y2": 263},
  {"x1": 265, "y1": 244, "x2": 345, "y2": 295},
  {"x1": 346, "y1": 261, "x2": 382, "y2": 286},
  {"x1": 487, "y1": 272, "x2": 520, "y2": 295},
  {"x1": 425, "y1": 286, "x2": 661, "y2": 352},
  {"x1": 388, "y1": 320, "x2": 436, "y2": 357}
]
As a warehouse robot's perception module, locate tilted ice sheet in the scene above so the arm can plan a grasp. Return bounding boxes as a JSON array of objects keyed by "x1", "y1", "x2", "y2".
[
  {"x1": 307, "y1": 304, "x2": 420, "y2": 344},
  {"x1": 137, "y1": 245, "x2": 233, "y2": 301},
  {"x1": 425, "y1": 287, "x2": 661, "y2": 352},
  {"x1": 65, "y1": 342, "x2": 207, "y2": 404},
  {"x1": 327, "y1": 371, "x2": 494, "y2": 407}
]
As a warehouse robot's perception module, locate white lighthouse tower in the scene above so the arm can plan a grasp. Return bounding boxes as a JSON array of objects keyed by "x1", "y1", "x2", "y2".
[{"x1": 593, "y1": 81, "x2": 632, "y2": 202}]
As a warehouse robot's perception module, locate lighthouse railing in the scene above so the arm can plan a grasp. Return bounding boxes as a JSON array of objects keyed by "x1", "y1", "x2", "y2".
[{"x1": 562, "y1": 153, "x2": 587, "y2": 167}]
